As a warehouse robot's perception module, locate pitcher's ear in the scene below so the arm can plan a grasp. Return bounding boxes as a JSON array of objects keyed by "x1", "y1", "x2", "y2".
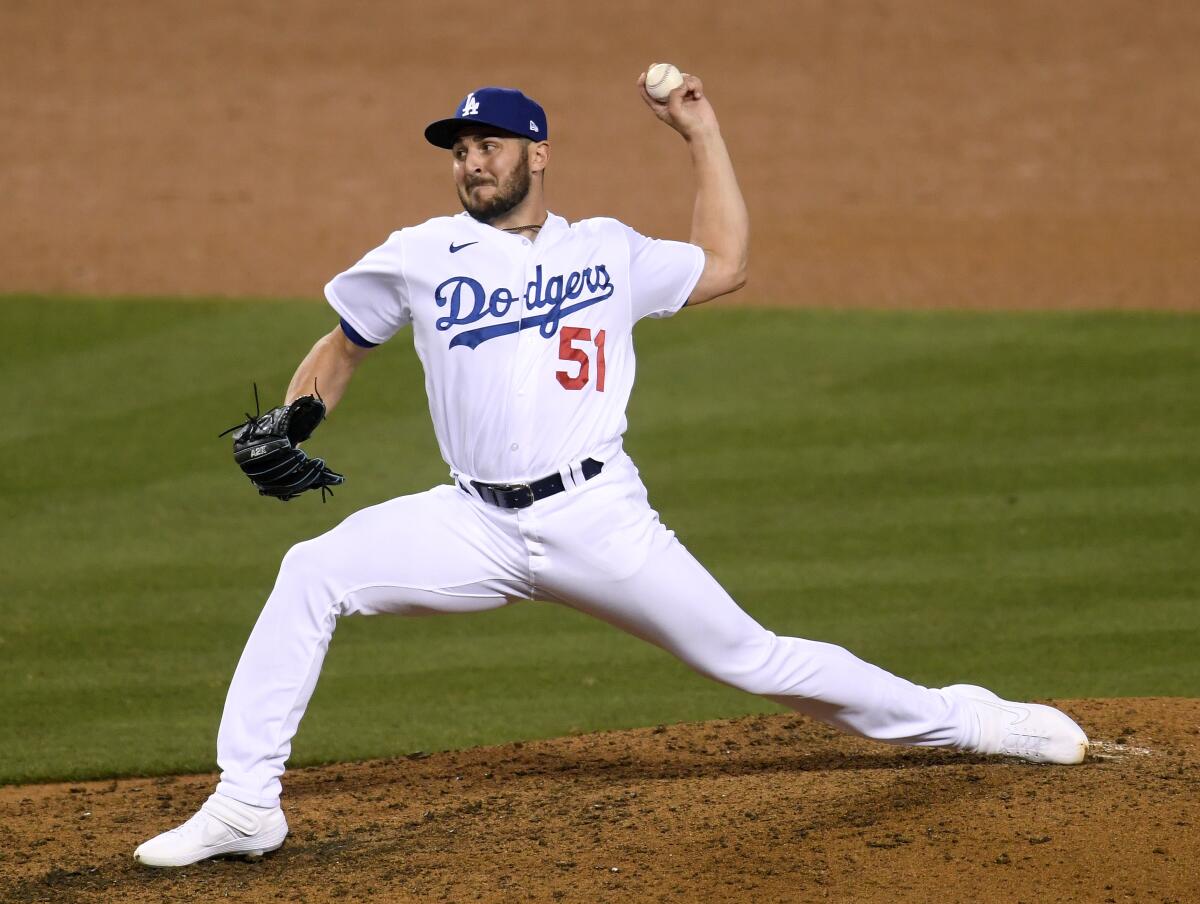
[{"x1": 530, "y1": 140, "x2": 550, "y2": 173}]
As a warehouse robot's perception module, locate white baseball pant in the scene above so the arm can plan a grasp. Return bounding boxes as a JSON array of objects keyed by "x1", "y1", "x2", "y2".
[{"x1": 215, "y1": 452, "x2": 977, "y2": 807}]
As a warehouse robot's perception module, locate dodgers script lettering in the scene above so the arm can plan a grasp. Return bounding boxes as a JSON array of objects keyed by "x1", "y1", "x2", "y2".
[{"x1": 434, "y1": 264, "x2": 614, "y2": 350}]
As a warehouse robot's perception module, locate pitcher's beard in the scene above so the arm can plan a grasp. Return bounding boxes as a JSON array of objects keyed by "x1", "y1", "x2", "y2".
[{"x1": 459, "y1": 164, "x2": 532, "y2": 223}]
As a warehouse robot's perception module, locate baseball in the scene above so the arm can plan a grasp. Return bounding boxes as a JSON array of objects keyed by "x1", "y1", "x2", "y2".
[{"x1": 645, "y1": 62, "x2": 684, "y2": 101}]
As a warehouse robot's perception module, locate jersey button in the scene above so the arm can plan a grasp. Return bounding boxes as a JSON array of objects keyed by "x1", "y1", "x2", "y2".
[{"x1": 510, "y1": 443, "x2": 519, "y2": 451}]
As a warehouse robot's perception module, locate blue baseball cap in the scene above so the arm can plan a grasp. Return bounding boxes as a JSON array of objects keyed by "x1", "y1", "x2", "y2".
[{"x1": 424, "y1": 87, "x2": 548, "y2": 149}]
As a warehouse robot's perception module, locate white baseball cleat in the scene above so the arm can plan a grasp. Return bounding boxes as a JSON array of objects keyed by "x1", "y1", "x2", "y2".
[
  {"x1": 134, "y1": 792, "x2": 288, "y2": 867},
  {"x1": 943, "y1": 684, "x2": 1089, "y2": 765}
]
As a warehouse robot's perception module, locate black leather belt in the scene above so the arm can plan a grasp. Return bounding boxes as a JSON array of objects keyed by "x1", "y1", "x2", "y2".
[{"x1": 462, "y1": 458, "x2": 603, "y2": 509}]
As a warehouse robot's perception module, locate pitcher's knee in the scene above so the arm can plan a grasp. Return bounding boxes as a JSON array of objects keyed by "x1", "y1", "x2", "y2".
[
  {"x1": 696, "y1": 632, "x2": 803, "y2": 697},
  {"x1": 278, "y1": 539, "x2": 323, "y2": 583},
  {"x1": 272, "y1": 539, "x2": 344, "y2": 611}
]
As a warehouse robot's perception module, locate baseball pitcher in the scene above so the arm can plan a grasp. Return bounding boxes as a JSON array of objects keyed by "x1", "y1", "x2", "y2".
[{"x1": 135, "y1": 72, "x2": 1088, "y2": 867}]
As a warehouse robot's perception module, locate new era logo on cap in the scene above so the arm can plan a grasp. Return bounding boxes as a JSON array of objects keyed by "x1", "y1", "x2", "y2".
[{"x1": 424, "y1": 87, "x2": 548, "y2": 149}]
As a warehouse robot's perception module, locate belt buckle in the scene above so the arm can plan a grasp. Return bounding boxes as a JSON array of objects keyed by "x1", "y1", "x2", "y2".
[
  {"x1": 479, "y1": 480, "x2": 533, "y2": 509},
  {"x1": 501, "y1": 483, "x2": 534, "y2": 508}
]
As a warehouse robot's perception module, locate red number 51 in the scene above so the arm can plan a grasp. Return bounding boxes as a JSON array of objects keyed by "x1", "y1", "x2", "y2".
[{"x1": 556, "y1": 327, "x2": 607, "y2": 391}]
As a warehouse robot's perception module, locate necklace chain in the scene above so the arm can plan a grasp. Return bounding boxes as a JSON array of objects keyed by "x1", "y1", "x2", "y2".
[{"x1": 502, "y1": 223, "x2": 543, "y2": 234}]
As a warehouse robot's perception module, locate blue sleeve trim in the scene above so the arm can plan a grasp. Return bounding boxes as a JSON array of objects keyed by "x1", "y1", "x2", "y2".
[{"x1": 339, "y1": 317, "x2": 379, "y2": 348}]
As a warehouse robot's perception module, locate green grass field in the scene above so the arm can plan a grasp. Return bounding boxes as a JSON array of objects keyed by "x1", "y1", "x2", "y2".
[{"x1": 2, "y1": 297, "x2": 1197, "y2": 785}]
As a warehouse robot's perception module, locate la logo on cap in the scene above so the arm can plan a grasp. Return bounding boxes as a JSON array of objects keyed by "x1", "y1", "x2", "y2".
[{"x1": 461, "y1": 93, "x2": 480, "y2": 116}]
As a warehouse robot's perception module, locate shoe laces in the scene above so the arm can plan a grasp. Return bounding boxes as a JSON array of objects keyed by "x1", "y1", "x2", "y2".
[{"x1": 1000, "y1": 731, "x2": 1049, "y2": 757}]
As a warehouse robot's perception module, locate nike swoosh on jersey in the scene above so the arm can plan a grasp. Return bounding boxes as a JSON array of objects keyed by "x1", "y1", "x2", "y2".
[{"x1": 449, "y1": 241, "x2": 478, "y2": 253}]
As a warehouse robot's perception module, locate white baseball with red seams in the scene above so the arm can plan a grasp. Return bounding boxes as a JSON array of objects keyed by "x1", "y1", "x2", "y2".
[{"x1": 646, "y1": 62, "x2": 684, "y2": 101}]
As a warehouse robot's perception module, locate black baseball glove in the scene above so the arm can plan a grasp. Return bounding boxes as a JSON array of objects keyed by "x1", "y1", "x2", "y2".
[{"x1": 221, "y1": 389, "x2": 345, "y2": 501}]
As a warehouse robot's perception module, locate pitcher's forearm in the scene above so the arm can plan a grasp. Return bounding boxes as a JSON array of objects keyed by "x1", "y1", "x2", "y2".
[
  {"x1": 285, "y1": 327, "x2": 371, "y2": 413},
  {"x1": 688, "y1": 129, "x2": 749, "y2": 281}
]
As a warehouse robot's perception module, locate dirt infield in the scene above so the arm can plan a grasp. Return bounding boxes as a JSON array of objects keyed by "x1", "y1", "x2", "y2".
[
  {"x1": 1, "y1": 699, "x2": 1196, "y2": 903},
  {"x1": 2, "y1": 0, "x2": 1198, "y2": 308}
]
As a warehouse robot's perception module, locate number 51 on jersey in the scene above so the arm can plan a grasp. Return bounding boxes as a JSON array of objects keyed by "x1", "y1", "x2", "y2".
[{"x1": 556, "y1": 327, "x2": 606, "y2": 391}]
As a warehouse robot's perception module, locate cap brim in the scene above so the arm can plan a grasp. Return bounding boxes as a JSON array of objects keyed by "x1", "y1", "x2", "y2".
[
  {"x1": 423, "y1": 118, "x2": 534, "y2": 149},
  {"x1": 424, "y1": 118, "x2": 468, "y2": 149}
]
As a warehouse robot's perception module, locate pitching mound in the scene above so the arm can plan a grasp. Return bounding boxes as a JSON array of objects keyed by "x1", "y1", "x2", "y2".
[{"x1": 1, "y1": 698, "x2": 1196, "y2": 903}]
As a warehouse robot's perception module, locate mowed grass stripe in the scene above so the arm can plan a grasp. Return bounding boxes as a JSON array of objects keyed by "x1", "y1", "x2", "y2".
[{"x1": 1, "y1": 297, "x2": 1196, "y2": 783}]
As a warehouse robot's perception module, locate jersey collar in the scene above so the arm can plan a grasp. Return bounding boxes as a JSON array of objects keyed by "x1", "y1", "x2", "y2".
[
  {"x1": 455, "y1": 210, "x2": 567, "y2": 244},
  {"x1": 538, "y1": 212, "x2": 567, "y2": 237}
]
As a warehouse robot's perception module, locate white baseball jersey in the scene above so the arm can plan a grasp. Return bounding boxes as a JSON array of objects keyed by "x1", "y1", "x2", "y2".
[{"x1": 325, "y1": 212, "x2": 705, "y2": 483}]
